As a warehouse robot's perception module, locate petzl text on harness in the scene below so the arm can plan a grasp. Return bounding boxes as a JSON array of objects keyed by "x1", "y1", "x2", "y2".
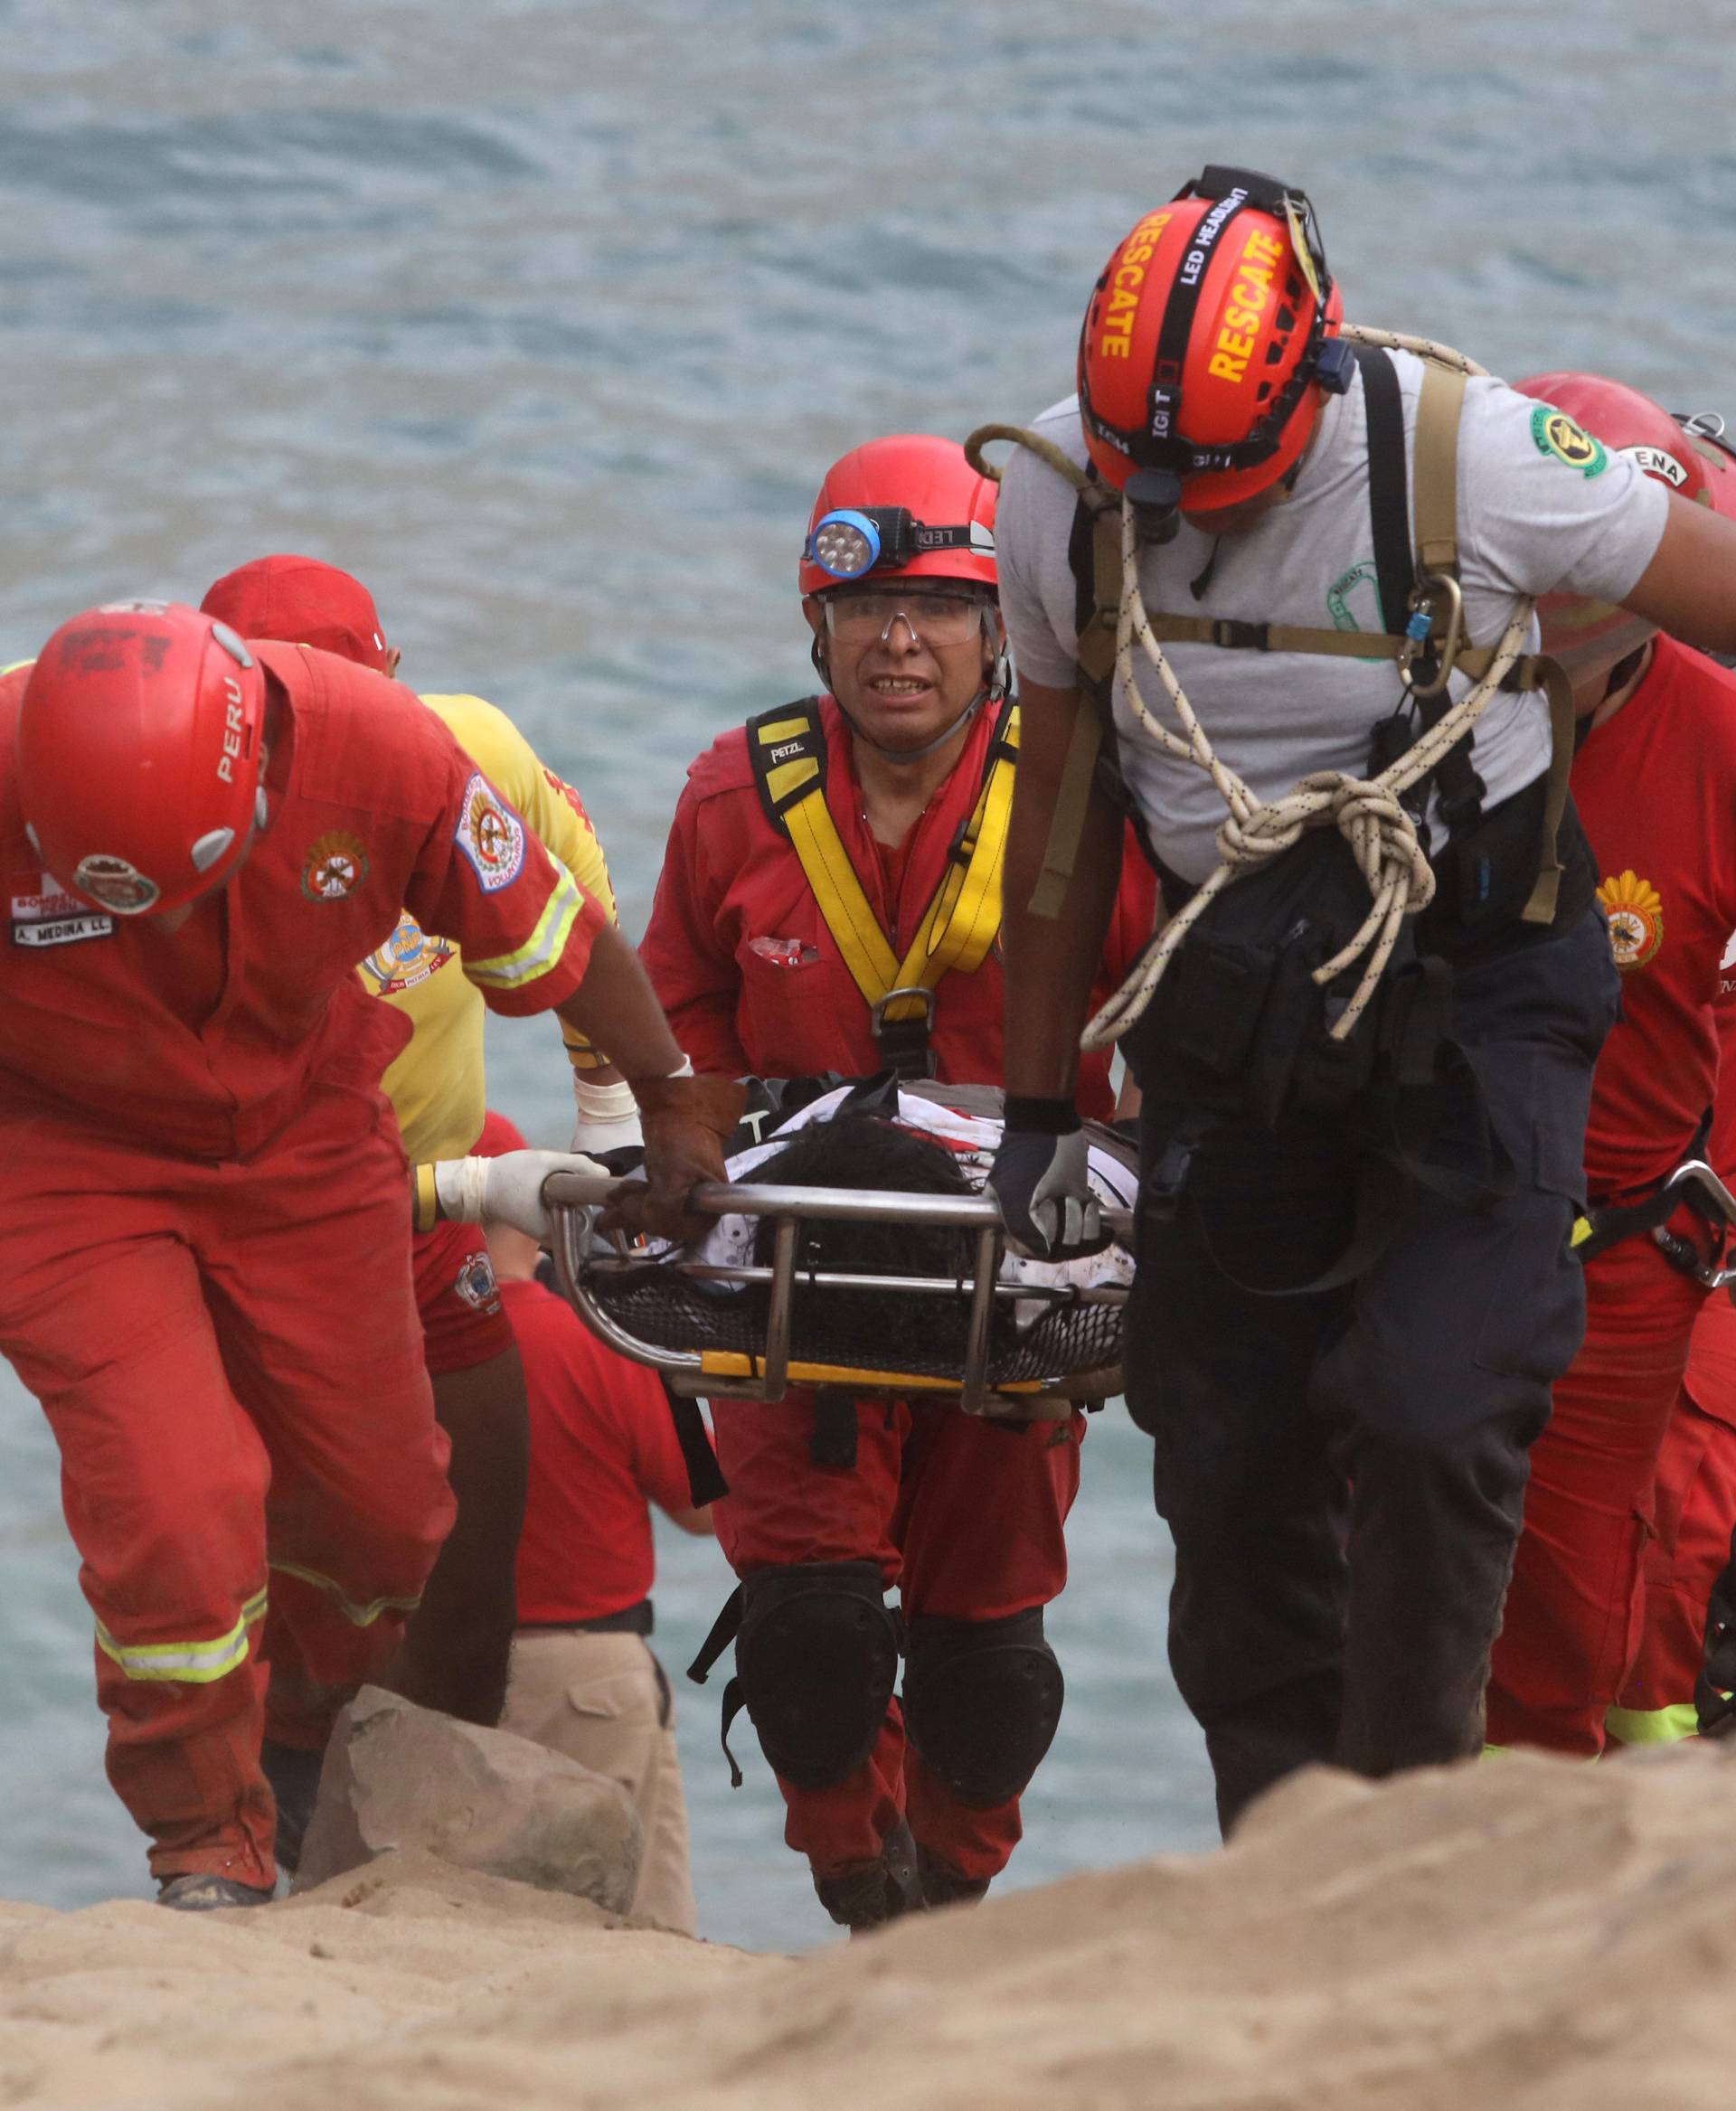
[{"x1": 745, "y1": 696, "x2": 1019, "y2": 1077}]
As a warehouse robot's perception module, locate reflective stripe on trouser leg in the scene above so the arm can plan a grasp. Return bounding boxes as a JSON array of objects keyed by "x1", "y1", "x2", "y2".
[
  {"x1": 266, "y1": 1560, "x2": 422, "y2": 1627},
  {"x1": 96, "y1": 1586, "x2": 268, "y2": 1682}
]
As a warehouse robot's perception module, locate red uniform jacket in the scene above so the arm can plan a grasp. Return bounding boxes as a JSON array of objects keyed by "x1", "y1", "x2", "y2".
[
  {"x1": 1573, "y1": 637, "x2": 1736, "y2": 1198},
  {"x1": 0, "y1": 643, "x2": 605, "y2": 1159},
  {"x1": 640, "y1": 695, "x2": 1156, "y2": 1118},
  {"x1": 504, "y1": 1277, "x2": 698, "y2": 1624}
]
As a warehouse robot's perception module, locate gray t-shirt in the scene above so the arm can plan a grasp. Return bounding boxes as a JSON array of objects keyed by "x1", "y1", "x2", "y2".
[{"x1": 996, "y1": 350, "x2": 1671, "y2": 882}]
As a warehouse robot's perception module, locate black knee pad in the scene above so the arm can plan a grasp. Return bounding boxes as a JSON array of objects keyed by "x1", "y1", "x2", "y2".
[
  {"x1": 901, "y1": 1607, "x2": 1064, "y2": 1808},
  {"x1": 735, "y1": 1560, "x2": 900, "y2": 1790}
]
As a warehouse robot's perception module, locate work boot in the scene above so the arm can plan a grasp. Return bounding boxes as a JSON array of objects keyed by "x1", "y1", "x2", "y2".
[
  {"x1": 916, "y1": 1843, "x2": 990, "y2": 1911},
  {"x1": 813, "y1": 1817, "x2": 923, "y2": 1936},
  {"x1": 260, "y1": 1737, "x2": 326, "y2": 1877},
  {"x1": 156, "y1": 1873, "x2": 274, "y2": 1912}
]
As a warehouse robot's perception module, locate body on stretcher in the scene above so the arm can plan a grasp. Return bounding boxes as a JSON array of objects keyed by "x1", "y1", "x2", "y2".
[{"x1": 544, "y1": 1080, "x2": 1138, "y2": 1420}]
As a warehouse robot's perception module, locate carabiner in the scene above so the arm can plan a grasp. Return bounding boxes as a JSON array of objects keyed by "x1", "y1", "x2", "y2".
[{"x1": 1400, "y1": 570, "x2": 1465, "y2": 700}]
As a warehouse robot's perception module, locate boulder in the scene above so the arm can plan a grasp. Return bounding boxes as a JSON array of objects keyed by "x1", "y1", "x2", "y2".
[{"x1": 292, "y1": 1685, "x2": 642, "y2": 1913}]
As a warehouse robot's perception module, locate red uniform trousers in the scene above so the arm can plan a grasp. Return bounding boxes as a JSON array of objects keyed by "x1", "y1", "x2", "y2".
[
  {"x1": 711, "y1": 1392, "x2": 1081, "y2": 1882},
  {"x1": 1486, "y1": 1235, "x2": 1707, "y2": 1757},
  {"x1": 1609, "y1": 1291, "x2": 1736, "y2": 1746},
  {"x1": 0, "y1": 1071, "x2": 455, "y2": 1890}
]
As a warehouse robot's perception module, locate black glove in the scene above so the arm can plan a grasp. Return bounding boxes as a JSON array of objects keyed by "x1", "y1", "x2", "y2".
[
  {"x1": 1697, "y1": 1541, "x2": 1736, "y2": 1738},
  {"x1": 987, "y1": 1098, "x2": 1107, "y2": 1261}
]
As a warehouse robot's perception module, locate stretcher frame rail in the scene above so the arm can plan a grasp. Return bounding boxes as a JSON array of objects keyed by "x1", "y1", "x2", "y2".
[{"x1": 543, "y1": 1170, "x2": 1134, "y2": 1418}]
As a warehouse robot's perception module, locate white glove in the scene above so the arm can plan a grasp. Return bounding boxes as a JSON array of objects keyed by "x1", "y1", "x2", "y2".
[
  {"x1": 433, "y1": 1149, "x2": 607, "y2": 1243},
  {"x1": 570, "y1": 1073, "x2": 644, "y2": 1156},
  {"x1": 987, "y1": 1120, "x2": 1105, "y2": 1260}
]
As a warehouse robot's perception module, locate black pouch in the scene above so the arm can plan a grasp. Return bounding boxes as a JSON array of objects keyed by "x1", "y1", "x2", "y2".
[{"x1": 1126, "y1": 827, "x2": 1424, "y2": 1132}]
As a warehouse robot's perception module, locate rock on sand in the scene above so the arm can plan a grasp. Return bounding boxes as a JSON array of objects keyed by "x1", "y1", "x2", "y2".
[{"x1": 5, "y1": 1742, "x2": 1736, "y2": 2107}]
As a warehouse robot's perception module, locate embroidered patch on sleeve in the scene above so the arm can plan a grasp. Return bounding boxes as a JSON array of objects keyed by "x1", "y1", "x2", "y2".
[
  {"x1": 455, "y1": 772, "x2": 527, "y2": 892},
  {"x1": 1530, "y1": 406, "x2": 1609, "y2": 478}
]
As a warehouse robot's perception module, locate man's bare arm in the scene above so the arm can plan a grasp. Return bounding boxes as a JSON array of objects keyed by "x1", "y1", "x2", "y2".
[{"x1": 1619, "y1": 492, "x2": 1736, "y2": 653}]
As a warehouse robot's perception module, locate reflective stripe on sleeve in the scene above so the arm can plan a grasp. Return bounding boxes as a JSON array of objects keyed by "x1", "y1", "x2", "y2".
[
  {"x1": 269, "y1": 1560, "x2": 421, "y2": 1627},
  {"x1": 464, "y1": 872, "x2": 583, "y2": 993},
  {"x1": 1604, "y1": 1701, "x2": 1701, "y2": 1746},
  {"x1": 95, "y1": 1586, "x2": 267, "y2": 1685}
]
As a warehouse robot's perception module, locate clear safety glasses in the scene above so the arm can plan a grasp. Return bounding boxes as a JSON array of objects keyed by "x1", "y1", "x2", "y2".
[{"x1": 822, "y1": 589, "x2": 994, "y2": 651}]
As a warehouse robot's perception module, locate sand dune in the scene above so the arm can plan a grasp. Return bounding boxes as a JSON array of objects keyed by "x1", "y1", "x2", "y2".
[{"x1": 5, "y1": 1744, "x2": 1736, "y2": 2109}]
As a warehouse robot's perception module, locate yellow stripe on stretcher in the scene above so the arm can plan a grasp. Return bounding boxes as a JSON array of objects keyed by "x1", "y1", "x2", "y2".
[
  {"x1": 761, "y1": 703, "x2": 1020, "y2": 1025},
  {"x1": 96, "y1": 1587, "x2": 268, "y2": 1685},
  {"x1": 697, "y1": 1349, "x2": 1043, "y2": 1395}
]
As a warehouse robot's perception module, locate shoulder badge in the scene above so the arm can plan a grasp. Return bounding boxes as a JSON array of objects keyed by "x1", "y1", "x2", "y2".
[
  {"x1": 1531, "y1": 406, "x2": 1609, "y2": 479},
  {"x1": 455, "y1": 772, "x2": 527, "y2": 891}
]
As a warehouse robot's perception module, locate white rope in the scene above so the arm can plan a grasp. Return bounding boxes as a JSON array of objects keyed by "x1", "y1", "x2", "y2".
[{"x1": 1078, "y1": 324, "x2": 1537, "y2": 1051}]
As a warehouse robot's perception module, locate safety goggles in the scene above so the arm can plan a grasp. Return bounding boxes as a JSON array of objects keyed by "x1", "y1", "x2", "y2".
[{"x1": 822, "y1": 589, "x2": 994, "y2": 650}]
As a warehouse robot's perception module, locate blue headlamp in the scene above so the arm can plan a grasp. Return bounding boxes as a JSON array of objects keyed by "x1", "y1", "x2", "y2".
[{"x1": 807, "y1": 508, "x2": 883, "y2": 581}]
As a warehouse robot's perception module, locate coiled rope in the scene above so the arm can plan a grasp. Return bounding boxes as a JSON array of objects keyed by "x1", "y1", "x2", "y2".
[{"x1": 974, "y1": 325, "x2": 1537, "y2": 1050}]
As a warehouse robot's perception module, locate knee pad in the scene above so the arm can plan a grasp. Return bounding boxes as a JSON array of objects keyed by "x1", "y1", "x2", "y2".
[
  {"x1": 902, "y1": 1607, "x2": 1063, "y2": 1808},
  {"x1": 735, "y1": 1560, "x2": 900, "y2": 1790}
]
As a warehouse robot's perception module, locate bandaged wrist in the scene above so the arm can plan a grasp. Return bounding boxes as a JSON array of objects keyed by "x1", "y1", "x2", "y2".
[
  {"x1": 1003, "y1": 1095, "x2": 1081, "y2": 1136},
  {"x1": 432, "y1": 1155, "x2": 490, "y2": 1226},
  {"x1": 573, "y1": 1076, "x2": 640, "y2": 1123}
]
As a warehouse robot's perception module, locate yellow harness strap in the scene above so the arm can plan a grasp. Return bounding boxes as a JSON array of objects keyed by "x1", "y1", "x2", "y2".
[{"x1": 747, "y1": 699, "x2": 1019, "y2": 1026}]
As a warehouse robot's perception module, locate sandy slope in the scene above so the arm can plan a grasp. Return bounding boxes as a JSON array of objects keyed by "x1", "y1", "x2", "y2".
[{"x1": 5, "y1": 1745, "x2": 1736, "y2": 2110}]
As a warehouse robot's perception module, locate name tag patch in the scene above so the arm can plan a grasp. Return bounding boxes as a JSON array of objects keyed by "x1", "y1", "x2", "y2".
[{"x1": 11, "y1": 874, "x2": 114, "y2": 947}]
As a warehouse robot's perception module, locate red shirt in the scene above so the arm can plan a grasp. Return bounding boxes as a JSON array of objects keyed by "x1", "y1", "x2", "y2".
[
  {"x1": 1573, "y1": 637, "x2": 1736, "y2": 1197},
  {"x1": 0, "y1": 643, "x2": 604, "y2": 1158},
  {"x1": 639, "y1": 695, "x2": 1157, "y2": 1117},
  {"x1": 503, "y1": 1277, "x2": 699, "y2": 1623}
]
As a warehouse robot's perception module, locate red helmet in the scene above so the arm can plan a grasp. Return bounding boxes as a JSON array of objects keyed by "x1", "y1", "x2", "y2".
[
  {"x1": 1079, "y1": 165, "x2": 1346, "y2": 516},
  {"x1": 201, "y1": 554, "x2": 392, "y2": 674},
  {"x1": 799, "y1": 434, "x2": 997, "y2": 597},
  {"x1": 1514, "y1": 372, "x2": 1736, "y2": 678},
  {"x1": 18, "y1": 601, "x2": 268, "y2": 917}
]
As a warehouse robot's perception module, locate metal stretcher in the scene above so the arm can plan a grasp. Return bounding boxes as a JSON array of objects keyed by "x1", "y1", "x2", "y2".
[{"x1": 543, "y1": 1169, "x2": 1135, "y2": 1419}]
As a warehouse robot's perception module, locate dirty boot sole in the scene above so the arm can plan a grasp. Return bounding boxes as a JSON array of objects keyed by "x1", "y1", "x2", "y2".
[{"x1": 156, "y1": 1873, "x2": 274, "y2": 1911}]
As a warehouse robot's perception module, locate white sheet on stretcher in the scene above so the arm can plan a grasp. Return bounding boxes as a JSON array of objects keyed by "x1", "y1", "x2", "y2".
[{"x1": 668, "y1": 1083, "x2": 1137, "y2": 1327}]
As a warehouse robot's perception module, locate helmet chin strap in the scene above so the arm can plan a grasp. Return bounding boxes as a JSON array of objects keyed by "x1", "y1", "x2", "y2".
[{"x1": 808, "y1": 627, "x2": 1009, "y2": 766}]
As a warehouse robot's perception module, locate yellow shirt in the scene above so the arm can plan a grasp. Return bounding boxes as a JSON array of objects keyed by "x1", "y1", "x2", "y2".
[{"x1": 356, "y1": 693, "x2": 618, "y2": 1164}]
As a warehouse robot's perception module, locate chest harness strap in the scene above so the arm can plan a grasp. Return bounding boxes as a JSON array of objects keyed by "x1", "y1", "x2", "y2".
[
  {"x1": 746, "y1": 695, "x2": 1020, "y2": 1078},
  {"x1": 965, "y1": 323, "x2": 1577, "y2": 1049}
]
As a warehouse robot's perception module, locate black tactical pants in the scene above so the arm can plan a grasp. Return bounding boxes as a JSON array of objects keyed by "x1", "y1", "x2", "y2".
[{"x1": 1127, "y1": 904, "x2": 1619, "y2": 1835}]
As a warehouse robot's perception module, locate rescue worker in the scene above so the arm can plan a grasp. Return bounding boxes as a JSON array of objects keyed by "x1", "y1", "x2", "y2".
[
  {"x1": 0, "y1": 600, "x2": 733, "y2": 1907},
  {"x1": 1609, "y1": 930, "x2": 1736, "y2": 1748},
  {"x1": 1482, "y1": 379, "x2": 1736, "y2": 1758},
  {"x1": 197, "y1": 556, "x2": 636, "y2": 1855},
  {"x1": 477, "y1": 1109, "x2": 714, "y2": 1936},
  {"x1": 983, "y1": 163, "x2": 1736, "y2": 1831},
  {"x1": 640, "y1": 435, "x2": 1156, "y2": 1930}
]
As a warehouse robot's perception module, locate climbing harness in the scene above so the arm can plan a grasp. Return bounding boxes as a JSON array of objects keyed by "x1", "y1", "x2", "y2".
[
  {"x1": 967, "y1": 324, "x2": 1576, "y2": 1062},
  {"x1": 745, "y1": 693, "x2": 1020, "y2": 1078}
]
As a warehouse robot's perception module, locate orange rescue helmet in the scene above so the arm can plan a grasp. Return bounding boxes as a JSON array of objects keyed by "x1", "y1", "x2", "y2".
[
  {"x1": 17, "y1": 600, "x2": 269, "y2": 916},
  {"x1": 1079, "y1": 165, "x2": 1349, "y2": 517},
  {"x1": 800, "y1": 434, "x2": 997, "y2": 597},
  {"x1": 1514, "y1": 372, "x2": 1736, "y2": 683}
]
